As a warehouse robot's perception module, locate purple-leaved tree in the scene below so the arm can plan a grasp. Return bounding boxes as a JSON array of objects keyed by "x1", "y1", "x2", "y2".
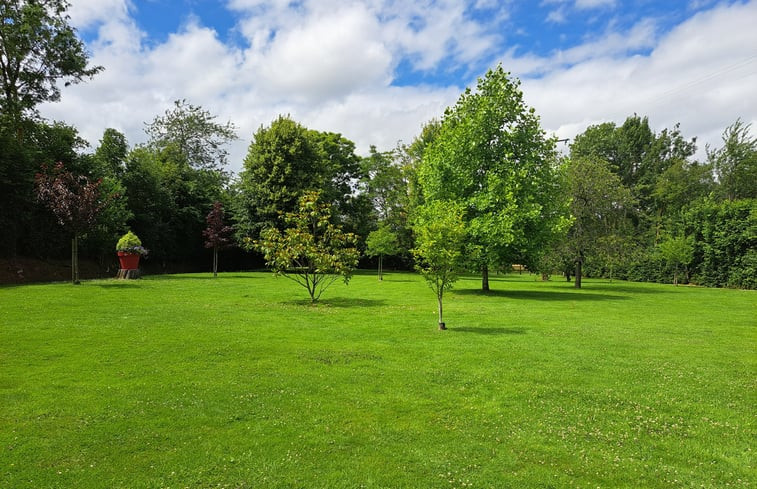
[
  {"x1": 35, "y1": 162, "x2": 113, "y2": 284},
  {"x1": 202, "y1": 201, "x2": 234, "y2": 278}
]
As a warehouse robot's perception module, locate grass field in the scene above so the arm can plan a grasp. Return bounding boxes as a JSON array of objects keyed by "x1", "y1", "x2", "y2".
[{"x1": 1, "y1": 271, "x2": 755, "y2": 488}]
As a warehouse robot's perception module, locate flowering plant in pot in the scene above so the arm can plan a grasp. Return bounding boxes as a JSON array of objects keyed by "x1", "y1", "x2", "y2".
[{"x1": 116, "y1": 231, "x2": 148, "y2": 270}]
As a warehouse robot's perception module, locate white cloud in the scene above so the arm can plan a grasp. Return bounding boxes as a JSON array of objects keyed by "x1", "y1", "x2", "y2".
[
  {"x1": 38, "y1": 0, "x2": 757, "y2": 177},
  {"x1": 517, "y1": 1, "x2": 757, "y2": 159},
  {"x1": 575, "y1": 0, "x2": 616, "y2": 9}
]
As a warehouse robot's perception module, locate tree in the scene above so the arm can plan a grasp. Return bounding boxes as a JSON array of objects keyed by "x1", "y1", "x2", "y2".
[
  {"x1": 203, "y1": 201, "x2": 234, "y2": 278},
  {"x1": 361, "y1": 145, "x2": 414, "y2": 259},
  {"x1": 564, "y1": 156, "x2": 635, "y2": 288},
  {"x1": 235, "y1": 116, "x2": 364, "y2": 240},
  {"x1": 570, "y1": 116, "x2": 697, "y2": 242},
  {"x1": 419, "y1": 65, "x2": 567, "y2": 290},
  {"x1": 0, "y1": 0, "x2": 102, "y2": 123},
  {"x1": 145, "y1": 99, "x2": 237, "y2": 171},
  {"x1": 708, "y1": 119, "x2": 757, "y2": 201},
  {"x1": 254, "y1": 191, "x2": 360, "y2": 303},
  {"x1": 412, "y1": 200, "x2": 466, "y2": 330},
  {"x1": 121, "y1": 143, "x2": 225, "y2": 269},
  {"x1": 658, "y1": 235, "x2": 694, "y2": 286},
  {"x1": 365, "y1": 224, "x2": 399, "y2": 281},
  {"x1": 34, "y1": 162, "x2": 113, "y2": 284},
  {"x1": 236, "y1": 116, "x2": 324, "y2": 239},
  {"x1": 93, "y1": 128, "x2": 129, "y2": 177}
]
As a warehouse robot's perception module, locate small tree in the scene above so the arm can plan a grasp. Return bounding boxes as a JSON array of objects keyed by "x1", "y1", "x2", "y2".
[
  {"x1": 658, "y1": 235, "x2": 694, "y2": 286},
  {"x1": 255, "y1": 191, "x2": 360, "y2": 303},
  {"x1": 34, "y1": 162, "x2": 112, "y2": 284},
  {"x1": 412, "y1": 200, "x2": 466, "y2": 330},
  {"x1": 203, "y1": 201, "x2": 234, "y2": 278},
  {"x1": 365, "y1": 224, "x2": 399, "y2": 281}
]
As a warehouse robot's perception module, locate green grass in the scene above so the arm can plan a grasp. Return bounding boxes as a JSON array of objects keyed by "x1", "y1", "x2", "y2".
[{"x1": 1, "y1": 271, "x2": 755, "y2": 488}]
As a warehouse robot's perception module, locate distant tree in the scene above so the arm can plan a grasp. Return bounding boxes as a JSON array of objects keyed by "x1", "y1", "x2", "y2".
[
  {"x1": 708, "y1": 119, "x2": 757, "y2": 201},
  {"x1": 145, "y1": 99, "x2": 237, "y2": 171},
  {"x1": 0, "y1": 0, "x2": 102, "y2": 124},
  {"x1": 254, "y1": 191, "x2": 360, "y2": 303},
  {"x1": 203, "y1": 201, "x2": 234, "y2": 278},
  {"x1": 93, "y1": 128, "x2": 129, "y2": 177},
  {"x1": 658, "y1": 235, "x2": 694, "y2": 286},
  {"x1": 236, "y1": 116, "x2": 325, "y2": 239},
  {"x1": 365, "y1": 224, "x2": 399, "y2": 281},
  {"x1": 419, "y1": 65, "x2": 568, "y2": 291},
  {"x1": 34, "y1": 162, "x2": 113, "y2": 284},
  {"x1": 235, "y1": 116, "x2": 365, "y2": 241},
  {"x1": 565, "y1": 156, "x2": 635, "y2": 288},
  {"x1": 412, "y1": 200, "x2": 466, "y2": 330}
]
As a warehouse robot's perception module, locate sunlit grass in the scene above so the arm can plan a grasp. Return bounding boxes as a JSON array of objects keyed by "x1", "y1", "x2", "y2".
[{"x1": 1, "y1": 271, "x2": 755, "y2": 488}]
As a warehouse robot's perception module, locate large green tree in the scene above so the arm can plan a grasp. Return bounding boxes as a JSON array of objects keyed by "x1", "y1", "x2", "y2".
[
  {"x1": 570, "y1": 116, "x2": 697, "y2": 241},
  {"x1": 0, "y1": 0, "x2": 102, "y2": 122},
  {"x1": 235, "y1": 116, "x2": 365, "y2": 241},
  {"x1": 419, "y1": 65, "x2": 568, "y2": 290}
]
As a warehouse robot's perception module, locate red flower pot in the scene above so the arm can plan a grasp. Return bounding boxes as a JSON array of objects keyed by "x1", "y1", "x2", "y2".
[{"x1": 117, "y1": 251, "x2": 140, "y2": 270}]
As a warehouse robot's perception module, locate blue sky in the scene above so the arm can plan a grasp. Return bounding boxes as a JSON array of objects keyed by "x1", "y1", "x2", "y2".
[{"x1": 45, "y1": 0, "x2": 757, "y2": 173}]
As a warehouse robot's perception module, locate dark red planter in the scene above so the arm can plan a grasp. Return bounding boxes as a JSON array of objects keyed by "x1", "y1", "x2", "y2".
[{"x1": 117, "y1": 251, "x2": 140, "y2": 270}]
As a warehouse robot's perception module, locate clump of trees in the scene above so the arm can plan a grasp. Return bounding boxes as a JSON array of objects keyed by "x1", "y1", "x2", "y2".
[{"x1": 1, "y1": 0, "x2": 755, "y2": 310}]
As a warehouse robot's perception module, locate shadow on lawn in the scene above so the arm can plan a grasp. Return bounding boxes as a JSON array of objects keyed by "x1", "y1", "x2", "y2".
[
  {"x1": 453, "y1": 288, "x2": 627, "y2": 301},
  {"x1": 284, "y1": 297, "x2": 387, "y2": 308},
  {"x1": 450, "y1": 326, "x2": 527, "y2": 335}
]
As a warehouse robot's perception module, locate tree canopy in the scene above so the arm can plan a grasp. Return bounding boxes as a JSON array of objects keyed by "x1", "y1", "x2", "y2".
[
  {"x1": 0, "y1": 0, "x2": 102, "y2": 121},
  {"x1": 419, "y1": 65, "x2": 568, "y2": 290}
]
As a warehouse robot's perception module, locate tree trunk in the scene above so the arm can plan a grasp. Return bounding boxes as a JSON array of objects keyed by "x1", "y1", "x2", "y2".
[
  {"x1": 481, "y1": 264, "x2": 489, "y2": 291},
  {"x1": 72, "y1": 236, "x2": 80, "y2": 285},
  {"x1": 574, "y1": 256, "x2": 582, "y2": 289},
  {"x1": 437, "y1": 291, "x2": 446, "y2": 330},
  {"x1": 213, "y1": 246, "x2": 218, "y2": 278},
  {"x1": 378, "y1": 254, "x2": 383, "y2": 281}
]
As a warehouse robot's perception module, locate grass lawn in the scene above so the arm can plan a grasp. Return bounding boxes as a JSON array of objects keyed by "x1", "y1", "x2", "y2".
[{"x1": 1, "y1": 271, "x2": 755, "y2": 488}]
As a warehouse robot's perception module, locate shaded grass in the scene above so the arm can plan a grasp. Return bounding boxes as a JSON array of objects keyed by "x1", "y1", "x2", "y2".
[{"x1": 1, "y1": 271, "x2": 755, "y2": 488}]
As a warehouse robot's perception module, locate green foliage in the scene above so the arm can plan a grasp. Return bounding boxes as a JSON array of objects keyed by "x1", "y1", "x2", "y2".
[
  {"x1": 683, "y1": 198, "x2": 757, "y2": 288},
  {"x1": 145, "y1": 99, "x2": 237, "y2": 171},
  {"x1": 365, "y1": 224, "x2": 399, "y2": 280},
  {"x1": 365, "y1": 225, "x2": 399, "y2": 258},
  {"x1": 116, "y1": 230, "x2": 141, "y2": 251},
  {"x1": 564, "y1": 156, "x2": 635, "y2": 287},
  {"x1": 93, "y1": 128, "x2": 129, "y2": 177},
  {"x1": 708, "y1": 119, "x2": 757, "y2": 201},
  {"x1": 121, "y1": 143, "x2": 225, "y2": 267},
  {"x1": 412, "y1": 200, "x2": 466, "y2": 328},
  {"x1": 0, "y1": 0, "x2": 103, "y2": 120},
  {"x1": 419, "y1": 65, "x2": 567, "y2": 287},
  {"x1": 657, "y1": 235, "x2": 694, "y2": 285},
  {"x1": 235, "y1": 116, "x2": 365, "y2": 243},
  {"x1": 255, "y1": 191, "x2": 360, "y2": 303},
  {"x1": 235, "y1": 116, "x2": 327, "y2": 238}
]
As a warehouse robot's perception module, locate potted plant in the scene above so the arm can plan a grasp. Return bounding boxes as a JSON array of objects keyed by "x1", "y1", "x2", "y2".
[{"x1": 116, "y1": 231, "x2": 148, "y2": 270}]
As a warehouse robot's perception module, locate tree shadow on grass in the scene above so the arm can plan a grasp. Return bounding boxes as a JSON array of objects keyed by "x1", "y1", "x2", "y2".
[
  {"x1": 452, "y1": 288, "x2": 627, "y2": 302},
  {"x1": 282, "y1": 297, "x2": 387, "y2": 308},
  {"x1": 150, "y1": 274, "x2": 264, "y2": 280},
  {"x1": 449, "y1": 326, "x2": 527, "y2": 335}
]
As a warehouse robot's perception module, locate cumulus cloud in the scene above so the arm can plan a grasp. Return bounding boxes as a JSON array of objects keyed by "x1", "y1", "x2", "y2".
[
  {"x1": 517, "y1": 1, "x2": 757, "y2": 159},
  {"x1": 37, "y1": 0, "x2": 757, "y2": 175}
]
